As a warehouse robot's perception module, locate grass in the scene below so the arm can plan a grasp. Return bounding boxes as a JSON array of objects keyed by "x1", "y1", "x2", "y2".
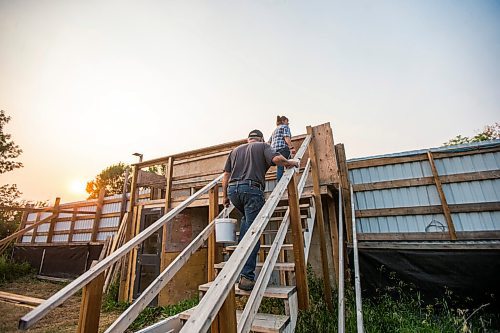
[
  {"x1": 296, "y1": 266, "x2": 500, "y2": 333},
  {"x1": 0, "y1": 255, "x2": 34, "y2": 285},
  {"x1": 102, "y1": 278, "x2": 199, "y2": 331}
]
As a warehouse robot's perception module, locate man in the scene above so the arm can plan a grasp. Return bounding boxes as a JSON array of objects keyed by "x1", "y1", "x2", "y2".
[{"x1": 222, "y1": 129, "x2": 299, "y2": 291}]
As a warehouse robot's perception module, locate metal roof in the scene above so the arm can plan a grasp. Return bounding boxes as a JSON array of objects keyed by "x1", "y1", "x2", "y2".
[{"x1": 348, "y1": 140, "x2": 500, "y2": 234}]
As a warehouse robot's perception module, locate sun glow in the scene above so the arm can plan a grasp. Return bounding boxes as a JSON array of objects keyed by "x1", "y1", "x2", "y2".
[{"x1": 69, "y1": 179, "x2": 87, "y2": 196}]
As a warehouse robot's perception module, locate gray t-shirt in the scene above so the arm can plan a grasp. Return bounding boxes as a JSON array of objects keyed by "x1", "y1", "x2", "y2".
[{"x1": 224, "y1": 142, "x2": 280, "y2": 187}]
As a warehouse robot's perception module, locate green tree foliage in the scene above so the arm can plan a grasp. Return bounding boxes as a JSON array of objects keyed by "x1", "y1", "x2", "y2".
[
  {"x1": 0, "y1": 110, "x2": 24, "y2": 239},
  {"x1": 443, "y1": 122, "x2": 500, "y2": 146},
  {"x1": 86, "y1": 162, "x2": 131, "y2": 199}
]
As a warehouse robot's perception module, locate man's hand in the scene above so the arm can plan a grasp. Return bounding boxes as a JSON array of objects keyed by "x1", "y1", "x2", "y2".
[
  {"x1": 286, "y1": 159, "x2": 299, "y2": 169},
  {"x1": 223, "y1": 196, "x2": 230, "y2": 207}
]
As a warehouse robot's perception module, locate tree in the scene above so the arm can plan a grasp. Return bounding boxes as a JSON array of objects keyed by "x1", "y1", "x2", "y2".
[
  {"x1": 86, "y1": 162, "x2": 131, "y2": 199},
  {"x1": 443, "y1": 123, "x2": 500, "y2": 146},
  {"x1": 0, "y1": 110, "x2": 24, "y2": 239}
]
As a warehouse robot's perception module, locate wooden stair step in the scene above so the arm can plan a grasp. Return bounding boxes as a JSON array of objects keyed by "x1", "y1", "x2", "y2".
[
  {"x1": 273, "y1": 203, "x2": 310, "y2": 212},
  {"x1": 179, "y1": 307, "x2": 290, "y2": 333},
  {"x1": 269, "y1": 215, "x2": 308, "y2": 222},
  {"x1": 237, "y1": 227, "x2": 307, "y2": 236},
  {"x1": 215, "y1": 261, "x2": 295, "y2": 271},
  {"x1": 226, "y1": 244, "x2": 294, "y2": 251},
  {"x1": 199, "y1": 282, "x2": 296, "y2": 299}
]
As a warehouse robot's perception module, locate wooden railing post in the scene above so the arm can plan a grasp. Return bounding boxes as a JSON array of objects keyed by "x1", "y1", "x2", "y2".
[
  {"x1": 216, "y1": 288, "x2": 237, "y2": 333},
  {"x1": 335, "y1": 143, "x2": 353, "y2": 243},
  {"x1": 77, "y1": 271, "x2": 105, "y2": 333},
  {"x1": 427, "y1": 151, "x2": 457, "y2": 240},
  {"x1": 91, "y1": 190, "x2": 106, "y2": 242},
  {"x1": 327, "y1": 197, "x2": 340, "y2": 288},
  {"x1": 159, "y1": 156, "x2": 174, "y2": 305},
  {"x1": 288, "y1": 174, "x2": 309, "y2": 310},
  {"x1": 306, "y1": 126, "x2": 333, "y2": 310},
  {"x1": 208, "y1": 184, "x2": 219, "y2": 282},
  {"x1": 46, "y1": 198, "x2": 61, "y2": 243}
]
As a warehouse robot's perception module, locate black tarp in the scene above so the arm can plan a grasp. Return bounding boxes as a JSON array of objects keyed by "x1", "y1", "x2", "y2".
[
  {"x1": 13, "y1": 244, "x2": 103, "y2": 279},
  {"x1": 356, "y1": 247, "x2": 500, "y2": 309}
]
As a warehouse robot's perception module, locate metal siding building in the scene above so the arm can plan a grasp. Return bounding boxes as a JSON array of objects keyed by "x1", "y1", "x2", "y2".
[{"x1": 348, "y1": 140, "x2": 500, "y2": 236}]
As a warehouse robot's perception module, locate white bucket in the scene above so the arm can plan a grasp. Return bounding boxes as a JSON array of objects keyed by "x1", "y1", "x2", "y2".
[{"x1": 215, "y1": 218, "x2": 237, "y2": 243}]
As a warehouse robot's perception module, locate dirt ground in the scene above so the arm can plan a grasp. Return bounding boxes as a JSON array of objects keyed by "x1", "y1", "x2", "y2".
[{"x1": 0, "y1": 277, "x2": 121, "y2": 333}]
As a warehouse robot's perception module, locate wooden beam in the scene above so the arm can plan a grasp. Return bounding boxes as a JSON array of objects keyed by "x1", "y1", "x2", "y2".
[
  {"x1": 427, "y1": 151, "x2": 456, "y2": 240},
  {"x1": 217, "y1": 288, "x2": 237, "y2": 333},
  {"x1": 16, "y1": 211, "x2": 29, "y2": 243},
  {"x1": 68, "y1": 207, "x2": 77, "y2": 243},
  {"x1": 91, "y1": 189, "x2": 106, "y2": 242},
  {"x1": 327, "y1": 197, "x2": 339, "y2": 288},
  {"x1": 357, "y1": 231, "x2": 500, "y2": 241},
  {"x1": 355, "y1": 202, "x2": 500, "y2": 218},
  {"x1": 306, "y1": 125, "x2": 332, "y2": 310},
  {"x1": 207, "y1": 184, "x2": 219, "y2": 282},
  {"x1": 347, "y1": 146, "x2": 500, "y2": 170},
  {"x1": 46, "y1": 198, "x2": 61, "y2": 243},
  {"x1": 160, "y1": 156, "x2": 174, "y2": 297},
  {"x1": 127, "y1": 205, "x2": 142, "y2": 302},
  {"x1": 77, "y1": 271, "x2": 105, "y2": 333},
  {"x1": 0, "y1": 291, "x2": 45, "y2": 307},
  {"x1": 352, "y1": 170, "x2": 500, "y2": 192},
  {"x1": 335, "y1": 144, "x2": 353, "y2": 243},
  {"x1": 288, "y1": 174, "x2": 309, "y2": 310}
]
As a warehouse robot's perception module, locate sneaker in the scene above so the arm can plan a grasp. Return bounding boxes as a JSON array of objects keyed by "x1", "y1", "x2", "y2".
[{"x1": 238, "y1": 276, "x2": 255, "y2": 291}]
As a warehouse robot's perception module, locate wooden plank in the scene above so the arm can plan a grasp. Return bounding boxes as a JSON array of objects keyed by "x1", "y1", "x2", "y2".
[
  {"x1": 91, "y1": 189, "x2": 106, "y2": 242},
  {"x1": 357, "y1": 231, "x2": 500, "y2": 241},
  {"x1": 160, "y1": 156, "x2": 174, "y2": 302},
  {"x1": 46, "y1": 198, "x2": 61, "y2": 243},
  {"x1": 207, "y1": 185, "x2": 219, "y2": 282},
  {"x1": 356, "y1": 241, "x2": 500, "y2": 250},
  {"x1": 335, "y1": 144, "x2": 353, "y2": 243},
  {"x1": 77, "y1": 271, "x2": 105, "y2": 333},
  {"x1": 287, "y1": 174, "x2": 309, "y2": 310},
  {"x1": 16, "y1": 211, "x2": 29, "y2": 243},
  {"x1": 428, "y1": 151, "x2": 456, "y2": 240},
  {"x1": 68, "y1": 207, "x2": 77, "y2": 243},
  {"x1": 355, "y1": 202, "x2": 500, "y2": 218},
  {"x1": 0, "y1": 291, "x2": 45, "y2": 307},
  {"x1": 199, "y1": 282, "x2": 296, "y2": 299},
  {"x1": 311, "y1": 123, "x2": 339, "y2": 186},
  {"x1": 31, "y1": 212, "x2": 41, "y2": 244},
  {"x1": 348, "y1": 146, "x2": 500, "y2": 170},
  {"x1": 127, "y1": 205, "x2": 142, "y2": 302},
  {"x1": 306, "y1": 125, "x2": 332, "y2": 310},
  {"x1": 352, "y1": 170, "x2": 500, "y2": 192},
  {"x1": 327, "y1": 197, "x2": 339, "y2": 288},
  {"x1": 20, "y1": 174, "x2": 224, "y2": 330}
]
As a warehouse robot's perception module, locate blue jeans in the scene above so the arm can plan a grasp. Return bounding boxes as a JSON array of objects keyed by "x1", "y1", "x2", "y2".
[
  {"x1": 228, "y1": 183, "x2": 265, "y2": 281},
  {"x1": 276, "y1": 146, "x2": 291, "y2": 181}
]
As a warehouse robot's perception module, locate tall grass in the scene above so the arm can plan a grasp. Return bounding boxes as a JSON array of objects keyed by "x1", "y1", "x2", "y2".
[
  {"x1": 296, "y1": 266, "x2": 500, "y2": 333},
  {"x1": 0, "y1": 255, "x2": 34, "y2": 285}
]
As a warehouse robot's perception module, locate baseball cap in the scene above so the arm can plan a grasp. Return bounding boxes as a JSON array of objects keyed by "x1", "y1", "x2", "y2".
[{"x1": 248, "y1": 129, "x2": 264, "y2": 139}]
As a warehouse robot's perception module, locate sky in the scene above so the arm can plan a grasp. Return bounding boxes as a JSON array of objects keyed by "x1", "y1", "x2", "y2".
[{"x1": 0, "y1": 0, "x2": 499, "y2": 203}]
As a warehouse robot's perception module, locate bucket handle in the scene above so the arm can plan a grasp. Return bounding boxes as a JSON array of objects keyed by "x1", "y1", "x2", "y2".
[{"x1": 223, "y1": 207, "x2": 230, "y2": 219}]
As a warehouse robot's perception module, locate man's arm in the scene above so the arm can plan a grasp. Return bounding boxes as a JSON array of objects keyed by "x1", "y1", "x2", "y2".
[
  {"x1": 272, "y1": 155, "x2": 299, "y2": 169},
  {"x1": 222, "y1": 171, "x2": 231, "y2": 207}
]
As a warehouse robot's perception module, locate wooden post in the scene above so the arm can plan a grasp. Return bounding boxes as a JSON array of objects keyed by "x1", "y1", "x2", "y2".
[
  {"x1": 119, "y1": 168, "x2": 130, "y2": 221},
  {"x1": 327, "y1": 197, "x2": 340, "y2": 288},
  {"x1": 119, "y1": 165, "x2": 139, "y2": 302},
  {"x1": 307, "y1": 126, "x2": 333, "y2": 310},
  {"x1": 335, "y1": 144, "x2": 353, "y2": 243},
  {"x1": 31, "y1": 212, "x2": 41, "y2": 244},
  {"x1": 208, "y1": 184, "x2": 219, "y2": 282},
  {"x1": 427, "y1": 151, "x2": 457, "y2": 240},
  {"x1": 288, "y1": 174, "x2": 309, "y2": 310},
  {"x1": 159, "y1": 157, "x2": 174, "y2": 305},
  {"x1": 91, "y1": 189, "x2": 106, "y2": 242},
  {"x1": 77, "y1": 272, "x2": 105, "y2": 333},
  {"x1": 68, "y1": 207, "x2": 77, "y2": 243},
  {"x1": 46, "y1": 198, "x2": 61, "y2": 243},
  {"x1": 16, "y1": 211, "x2": 29, "y2": 243},
  {"x1": 215, "y1": 288, "x2": 237, "y2": 333},
  {"x1": 127, "y1": 206, "x2": 142, "y2": 302}
]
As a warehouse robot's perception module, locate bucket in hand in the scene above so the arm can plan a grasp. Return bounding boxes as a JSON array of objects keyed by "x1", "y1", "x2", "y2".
[{"x1": 215, "y1": 209, "x2": 237, "y2": 243}]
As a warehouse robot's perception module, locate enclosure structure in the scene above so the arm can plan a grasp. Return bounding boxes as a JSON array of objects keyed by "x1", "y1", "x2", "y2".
[
  {"x1": 347, "y1": 140, "x2": 500, "y2": 304},
  {"x1": 11, "y1": 122, "x2": 341, "y2": 307}
]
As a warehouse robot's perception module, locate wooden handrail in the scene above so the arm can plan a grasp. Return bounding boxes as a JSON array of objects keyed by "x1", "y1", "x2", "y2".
[
  {"x1": 180, "y1": 135, "x2": 312, "y2": 333},
  {"x1": 238, "y1": 159, "x2": 311, "y2": 333},
  {"x1": 105, "y1": 205, "x2": 235, "y2": 333},
  {"x1": 18, "y1": 174, "x2": 223, "y2": 330}
]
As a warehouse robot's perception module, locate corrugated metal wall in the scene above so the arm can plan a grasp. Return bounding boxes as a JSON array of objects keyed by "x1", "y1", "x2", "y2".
[{"x1": 349, "y1": 140, "x2": 500, "y2": 234}]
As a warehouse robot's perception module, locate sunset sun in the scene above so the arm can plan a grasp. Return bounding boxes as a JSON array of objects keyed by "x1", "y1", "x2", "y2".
[{"x1": 69, "y1": 179, "x2": 87, "y2": 196}]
